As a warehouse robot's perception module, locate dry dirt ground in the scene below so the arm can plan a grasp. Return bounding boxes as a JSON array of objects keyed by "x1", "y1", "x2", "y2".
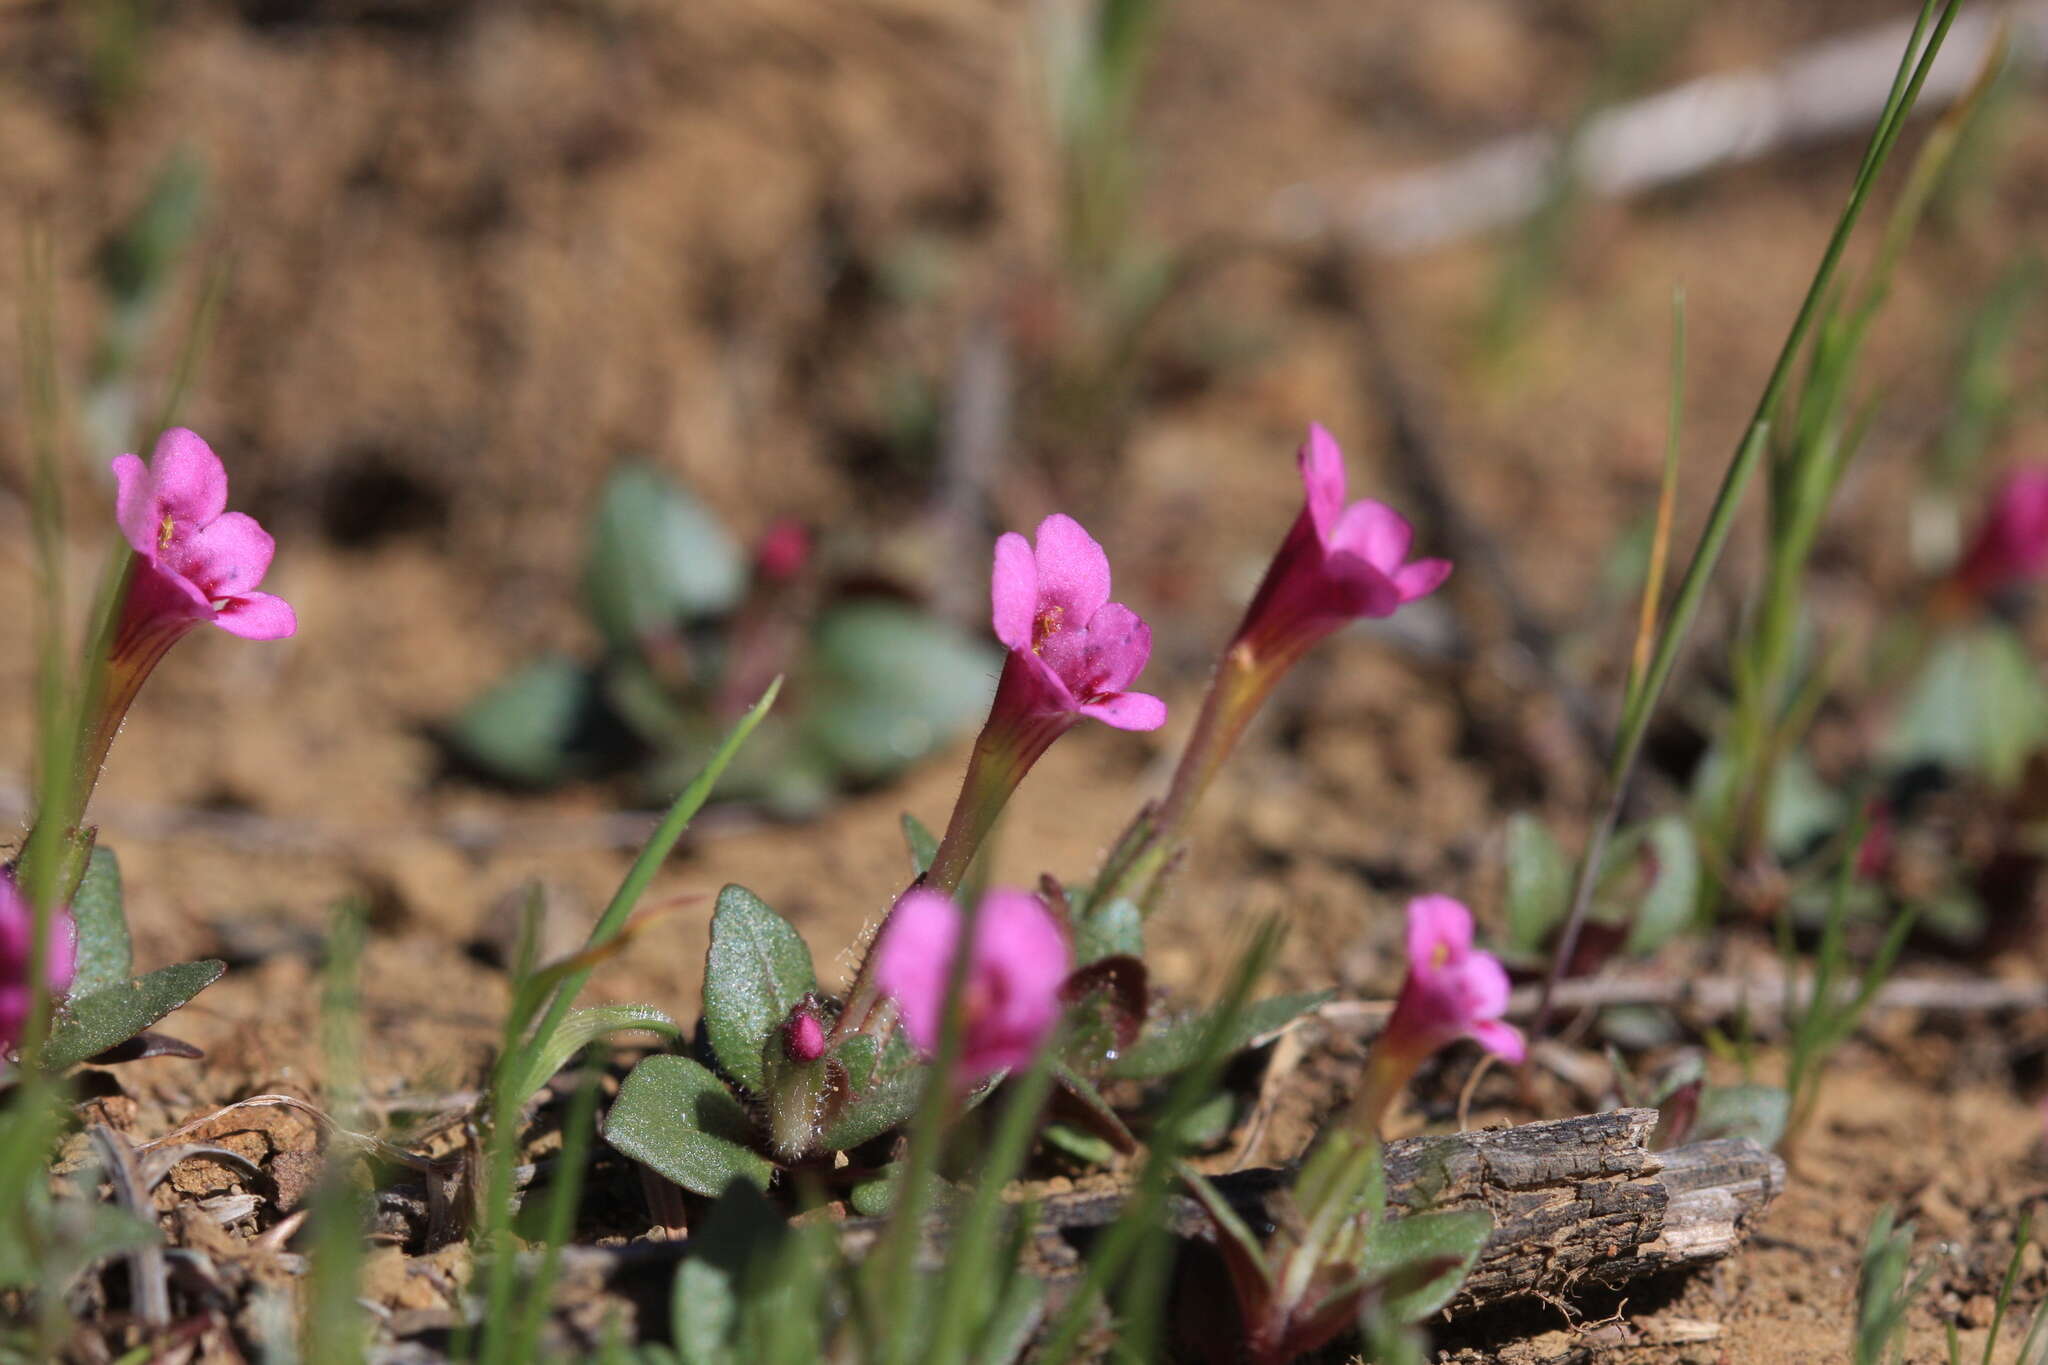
[{"x1": 4, "y1": 1, "x2": 2048, "y2": 1360}]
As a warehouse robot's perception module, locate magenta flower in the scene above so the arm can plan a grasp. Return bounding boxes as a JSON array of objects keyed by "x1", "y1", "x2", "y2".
[
  {"x1": 112, "y1": 428, "x2": 296, "y2": 646},
  {"x1": 872, "y1": 887, "x2": 1070, "y2": 1083},
  {"x1": 1146, "y1": 426, "x2": 1450, "y2": 848},
  {"x1": 1346, "y1": 895, "x2": 1520, "y2": 1134},
  {"x1": 1236, "y1": 424, "x2": 1450, "y2": 662},
  {"x1": 919, "y1": 515, "x2": 1162, "y2": 891},
  {"x1": 80, "y1": 430, "x2": 295, "y2": 787},
  {"x1": 1380, "y1": 895, "x2": 1524, "y2": 1066},
  {"x1": 0, "y1": 872, "x2": 77, "y2": 1056},
  {"x1": 1956, "y1": 466, "x2": 2048, "y2": 596},
  {"x1": 991, "y1": 514, "x2": 1166, "y2": 733}
]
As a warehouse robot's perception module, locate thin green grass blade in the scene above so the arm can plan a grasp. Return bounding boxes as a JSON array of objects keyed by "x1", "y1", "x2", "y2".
[
  {"x1": 303, "y1": 902, "x2": 370, "y2": 1365},
  {"x1": 500, "y1": 676, "x2": 781, "y2": 1099},
  {"x1": 1037, "y1": 919, "x2": 1282, "y2": 1363},
  {"x1": 1534, "y1": 0, "x2": 1964, "y2": 1038},
  {"x1": 923, "y1": 1043, "x2": 1061, "y2": 1361}
]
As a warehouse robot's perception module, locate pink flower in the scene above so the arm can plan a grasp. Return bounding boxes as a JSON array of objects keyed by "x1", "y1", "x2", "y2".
[
  {"x1": 112, "y1": 428, "x2": 296, "y2": 646},
  {"x1": 0, "y1": 872, "x2": 77, "y2": 1055},
  {"x1": 1236, "y1": 425, "x2": 1450, "y2": 661},
  {"x1": 915, "y1": 515, "x2": 1161, "y2": 891},
  {"x1": 1381, "y1": 895, "x2": 1524, "y2": 1066},
  {"x1": 1956, "y1": 466, "x2": 2048, "y2": 596},
  {"x1": 872, "y1": 887, "x2": 1070, "y2": 1083},
  {"x1": 80, "y1": 430, "x2": 296, "y2": 788},
  {"x1": 991, "y1": 514, "x2": 1165, "y2": 733}
]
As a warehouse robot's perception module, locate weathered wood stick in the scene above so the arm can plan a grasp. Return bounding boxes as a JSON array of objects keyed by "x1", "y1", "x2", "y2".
[
  {"x1": 952, "y1": 1107, "x2": 1783, "y2": 1313},
  {"x1": 552, "y1": 1107, "x2": 1782, "y2": 1322}
]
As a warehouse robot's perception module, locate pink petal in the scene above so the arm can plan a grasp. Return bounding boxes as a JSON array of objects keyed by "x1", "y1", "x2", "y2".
[
  {"x1": 961, "y1": 889, "x2": 1068, "y2": 1077},
  {"x1": 1469, "y1": 1017, "x2": 1526, "y2": 1064},
  {"x1": 1009, "y1": 649, "x2": 1080, "y2": 717},
  {"x1": 991, "y1": 532, "x2": 1039, "y2": 651},
  {"x1": 1039, "y1": 600, "x2": 1154, "y2": 697},
  {"x1": 211, "y1": 592, "x2": 297, "y2": 640},
  {"x1": 1030, "y1": 514, "x2": 1112, "y2": 624},
  {"x1": 0, "y1": 984, "x2": 26, "y2": 1052},
  {"x1": 1452, "y1": 948, "x2": 1513, "y2": 1019},
  {"x1": 1298, "y1": 424, "x2": 1350, "y2": 544},
  {"x1": 1393, "y1": 558, "x2": 1453, "y2": 602},
  {"x1": 166, "y1": 511, "x2": 276, "y2": 598},
  {"x1": 129, "y1": 558, "x2": 216, "y2": 622},
  {"x1": 1315, "y1": 554, "x2": 1406, "y2": 620},
  {"x1": 1405, "y1": 895, "x2": 1475, "y2": 969},
  {"x1": 873, "y1": 890, "x2": 962, "y2": 1057},
  {"x1": 1076, "y1": 691, "x2": 1167, "y2": 731},
  {"x1": 1328, "y1": 499, "x2": 1414, "y2": 576},
  {"x1": 142, "y1": 428, "x2": 230, "y2": 530},
  {"x1": 111, "y1": 454, "x2": 160, "y2": 556}
]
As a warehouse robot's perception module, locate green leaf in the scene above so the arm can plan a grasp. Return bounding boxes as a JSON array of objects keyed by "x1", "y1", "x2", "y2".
[
  {"x1": 45, "y1": 960, "x2": 226, "y2": 1070},
  {"x1": 848, "y1": 1167, "x2": 902, "y2": 1217},
  {"x1": 447, "y1": 656, "x2": 604, "y2": 787},
  {"x1": 1503, "y1": 814, "x2": 1570, "y2": 956},
  {"x1": 1365, "y1": 1208, "x2": 1493, "y2": 1324},
  {"x1": 1073, "y1": 897, "x2": 1143, "y2": 965},
  {"x1": 819, "y1": 1027, "x2": 925, "y2": 1151},
  {"x1": 800, "y1": 601, "x2": 1000, "y2": 781},
  {"x1": 1890, "y1": 624, "x2": 2048, "y2": 786},
  {"x1": 99, "y1": 150, "x2": 205, "y2": 307},
  {"x1": 1108, "y1": 990, "x2": 1331, "y2": 1080},
  {"x1": 1051, "y1": 1062, "x2": 1138, "y2": 1155},
  {"x1": 583, "y1": 463, "x2": 745, "y2": 651},
  {"x1": 1623, "y1": 815, "x2": 1700, "y2": 955},
  {"x1": 69, "y1": 847, "x2": 131, "y2": 996},
  {"x1": 902, "y1": 813, "x2": 939, "y2": 877},
  {"x1": 1040, "y1": 1122, "x2": 1118, "y2": 1166},
  {"x1": 1765, "y1": 752, "x2": 1842, "y2": 858},
  {"x1": 819, "y1": 1061, "x2": 924, "y2": 1152},
  {"x1": 671, "y1": 1180, "x2": 786, "y2": 1365},
  {"x1": 672, "y1": 1255, "x2": 740, "y2": 1365},
  {"x1": 504, "y1": 1004, "x2": 680, "y2": 1109},
  {"x1": 845, "y1": 1164, "x2": 966, "y2": 1218},
  {"x1": 603, "y1": 1056, "x2": 772, "y2": 1198},
  {"x1": 831, "y1": 1033, "x2": 879, "y2": 1093},
  {"x1": 1694, "y1": 1083, "x2": 1789, "y2": 1148},
  {"x1": 702, "y1": 886, "x2": 818, "y2": 1096}
]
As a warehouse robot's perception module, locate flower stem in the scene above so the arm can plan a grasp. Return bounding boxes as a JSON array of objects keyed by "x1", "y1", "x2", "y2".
[
  {"x1": 924, "y1": 655, "x2": 1071, "y2": 894},
  {"x1": 1340, "y1": 1044, "x2": 1415, "y2": 1136}
]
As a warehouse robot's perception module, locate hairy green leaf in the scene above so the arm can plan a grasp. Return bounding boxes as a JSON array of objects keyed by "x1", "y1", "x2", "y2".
[
  {"x1": 45, "y1": 960, "x2": 226, "y2": 1070},
  {"x1": 603, "y1": 1055, "x2": 771, "y2": 1198},
  {"x1": 1108, "y1": 990, "x2": 1331, "y2": 1080},
  {"x1": 69, "y1": 847, "x2": 131, "y2": 996},
  {"x1": 702, "y1": 886, "x2": 818, "y2": 1096}
]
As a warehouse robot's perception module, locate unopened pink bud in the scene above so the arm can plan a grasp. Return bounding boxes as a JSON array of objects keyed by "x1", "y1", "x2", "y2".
[
  {"x1": 783, "y1": 1002, "x2": 827, "y2": 1064},
  {"x1": 755, "y1": 519, "x2": 811, "y2": 583}
]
